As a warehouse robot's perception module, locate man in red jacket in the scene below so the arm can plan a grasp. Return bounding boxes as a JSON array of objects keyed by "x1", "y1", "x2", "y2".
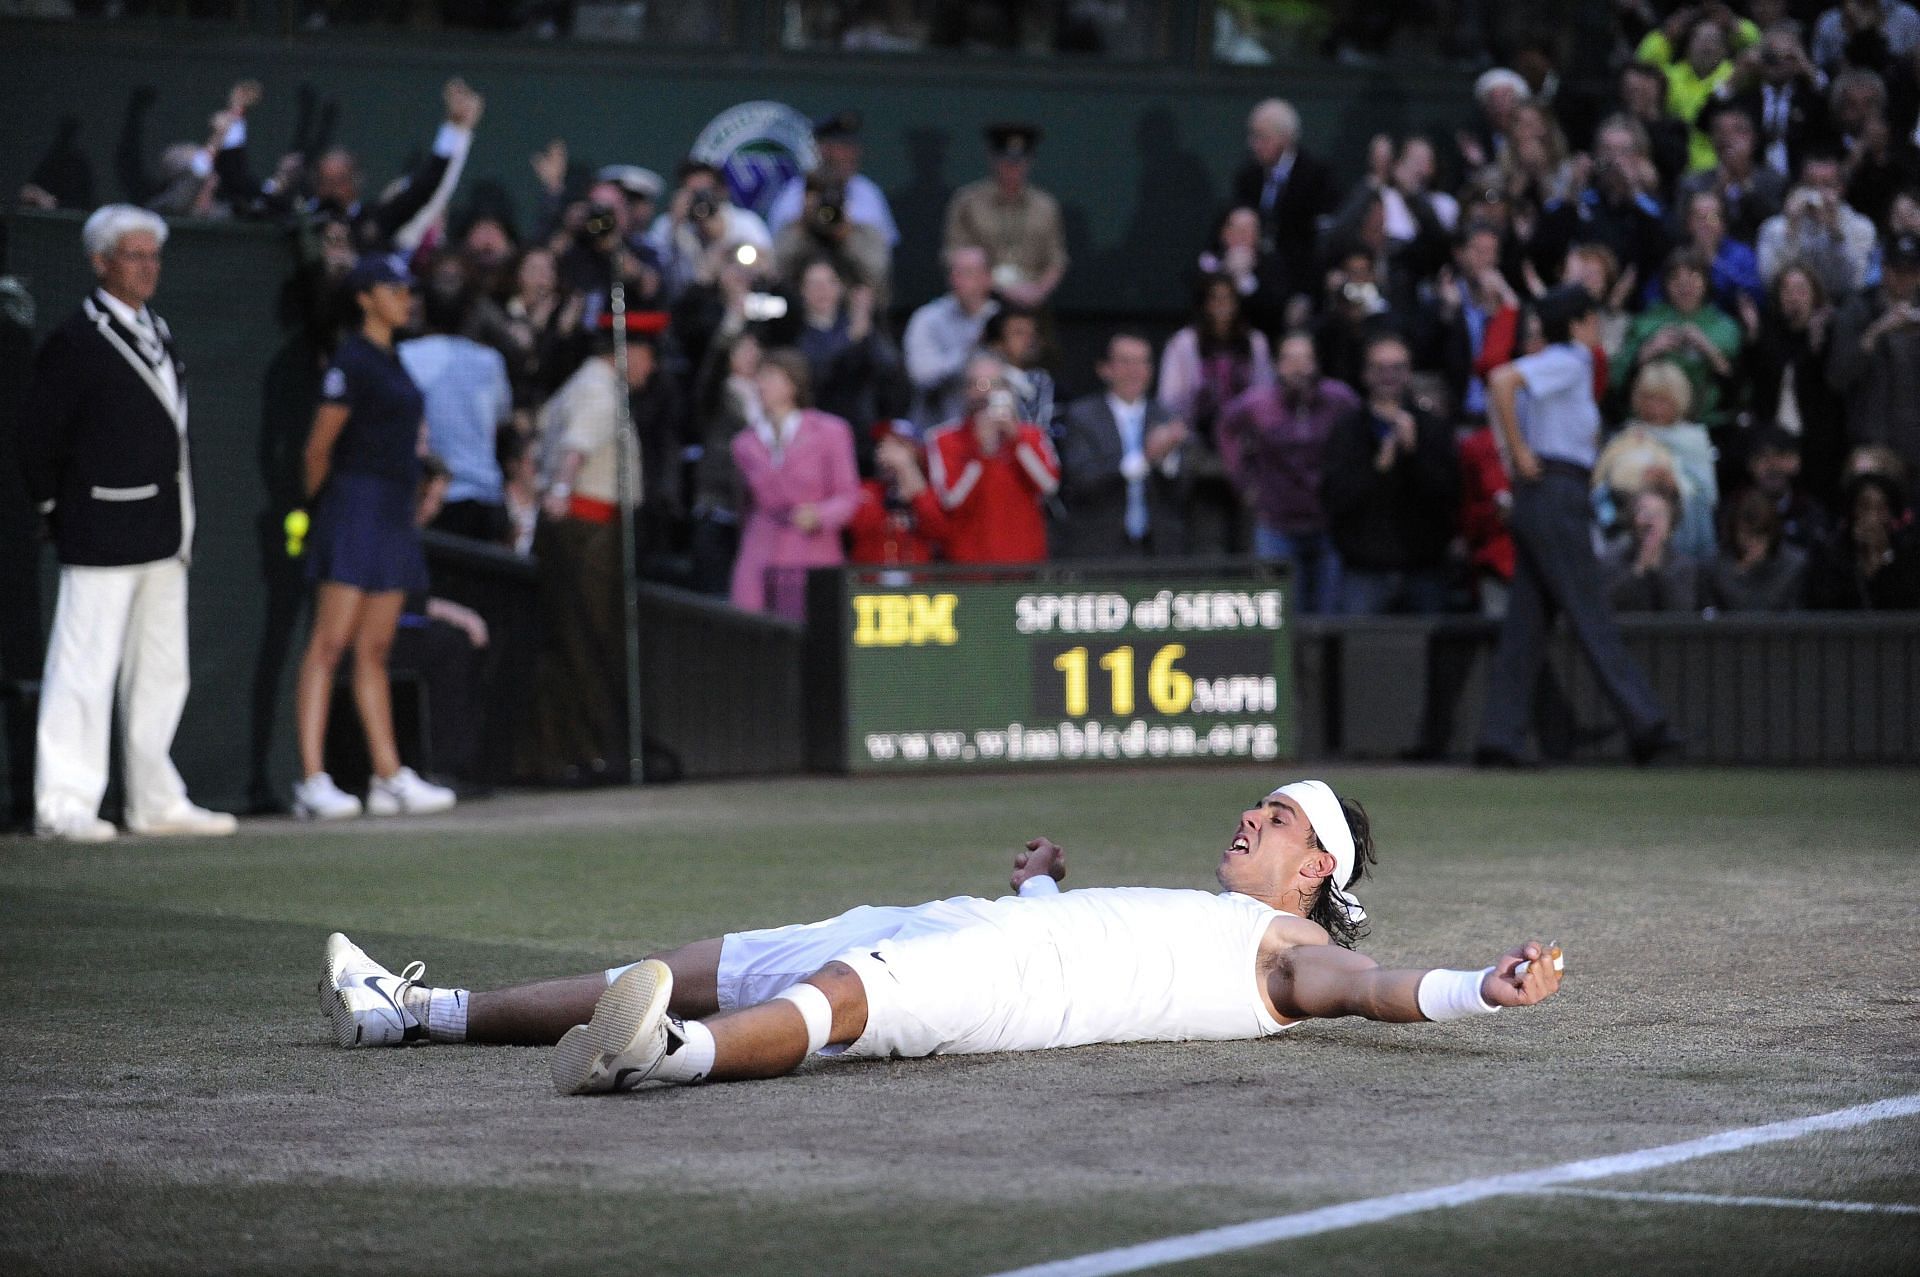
[{"x1": 925, "y1": 353, "x2": 1061, "y2": 563}]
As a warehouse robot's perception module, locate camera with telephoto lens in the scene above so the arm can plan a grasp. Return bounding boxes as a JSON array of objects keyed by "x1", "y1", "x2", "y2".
[
  {"x1": 687, "y1": 192, "x2": 720, "y2": 223},
  {"x1": 808, "y1": 197, "x2": 846, "y2": 236},
  {"x1": 579, "y1": 202, "x2": 620, "y2": 244}
]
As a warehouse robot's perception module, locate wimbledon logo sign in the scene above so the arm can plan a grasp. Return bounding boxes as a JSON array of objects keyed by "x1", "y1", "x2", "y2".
[{"x1": 690, "y1": 101, "x2": 819, "y2": 218}]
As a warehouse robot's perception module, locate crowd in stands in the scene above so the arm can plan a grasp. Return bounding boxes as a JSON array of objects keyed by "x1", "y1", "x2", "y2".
[{"x1": 17, "y1": 1, "x2": 1920, "y2": 782}]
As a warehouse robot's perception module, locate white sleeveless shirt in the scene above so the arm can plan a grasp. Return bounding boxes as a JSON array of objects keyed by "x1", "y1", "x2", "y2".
[{"x1": 873, "y1": 887, "x2": 1293, "y2": 1053}]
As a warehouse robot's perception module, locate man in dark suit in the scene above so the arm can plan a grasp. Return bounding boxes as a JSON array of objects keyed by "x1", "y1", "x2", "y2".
[
  {"x1": 1054, "y1": 333, "x2": 1191, "y2": 559},
  {"x1": 18, "y1": 205, "x2": 235, "y2": 841},
  {"x1": 1729, "y1": 25, "x2": 1837, "y2": 182},
  {"x1": 1230, "y1": 99, "x2": 1336, "y2": 306}
]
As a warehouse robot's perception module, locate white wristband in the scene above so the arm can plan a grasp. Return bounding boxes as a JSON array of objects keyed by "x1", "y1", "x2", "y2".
[
  {"x1": 1017, "y1": 874, "x2": 1060, "y2": 897},
  {"x1": 1416, "y1": 967, "x2": 1501, "y2": 1021}
]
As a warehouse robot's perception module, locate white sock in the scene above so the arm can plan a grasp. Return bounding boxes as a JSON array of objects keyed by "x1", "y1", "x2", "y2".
[
  {"x1": 401, "y1": 986, "x2": 469, "y2": 1042},
  {"x1": 648, "y1": 1016, "x2": 715, "y2": 1084}
]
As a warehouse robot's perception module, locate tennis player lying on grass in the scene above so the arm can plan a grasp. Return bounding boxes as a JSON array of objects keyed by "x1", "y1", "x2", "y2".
[{"x1": 323, "y1": 780, "x2": 1564, "y2": 1094}]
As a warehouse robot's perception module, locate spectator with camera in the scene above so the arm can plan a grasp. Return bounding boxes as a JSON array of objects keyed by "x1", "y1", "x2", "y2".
[
  {"x1": 686, "y1": 329, "x2": 763, "y2": 596},
  {"x1": 1218, "y1": 332, "x2": 1358, "y2": 616},
  {"x1": 651, "y1": 161, "x2": 774, "y2": 301},
  {"x1": 847, "y1": 421, "x2": 950, "y2": 566},
  {"x1": 1053, "y1": 332, "x2": 1191, "y2": 560},
  {"x1": 904, "y1": 245, "x2": 1000, "y2": 431},
  {"x1": 558, "y1": 176, "x2": 667, "y2": 326},
  {"x1": 1534, "y1": 116, "x2": 1673, "y2": 298},
  {"x1": 766, "y1": 112, "x2": 900, "y2": 250},
  {"x1": 1757, "y1": 152, "x2": 1879, "y2": 297},
  {"x1": 926, "y1": 352, "x2": 1061, "y2": 564},
  {"x1": 1310, "y1": 240, "x2": 1403, "y2": 394},
  {"x1": 1615, "y1": 249, "x2": 1744, "y2": 429},
  {"x1": 980, "y1": 304, "x2": 1056, "y2": 435},
  {"x1": 772, "y1": 173, "x2": 893, "y2": 308},
  {"x1": 1320, "y1": 332, "x2": 1458, "y2": 615}
]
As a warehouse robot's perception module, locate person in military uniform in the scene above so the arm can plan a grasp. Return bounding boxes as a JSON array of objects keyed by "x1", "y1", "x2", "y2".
[{"x1": 943, "y1": 123, "x2": 1069, "y2": 308}]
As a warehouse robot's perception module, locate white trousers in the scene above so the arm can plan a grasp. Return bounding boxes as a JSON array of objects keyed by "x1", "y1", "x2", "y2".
[{"x1": 36, "y1": 558, "x2": 192, "y2": 826}]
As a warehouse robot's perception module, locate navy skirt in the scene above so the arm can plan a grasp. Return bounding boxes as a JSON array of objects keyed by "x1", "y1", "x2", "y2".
[{"x1": 306, "y1": 471, "x2": 429, "y2": 594}]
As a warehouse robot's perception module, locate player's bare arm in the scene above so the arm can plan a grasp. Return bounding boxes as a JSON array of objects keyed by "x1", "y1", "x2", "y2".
[{"x1": 1269, "y1": 937, "x2": 1564, "y2": 1024}]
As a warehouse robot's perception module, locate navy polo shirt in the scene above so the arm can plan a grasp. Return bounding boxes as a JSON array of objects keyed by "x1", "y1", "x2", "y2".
[{"x1": 321, "y1": 333, "x2": 425, "y2": 485}]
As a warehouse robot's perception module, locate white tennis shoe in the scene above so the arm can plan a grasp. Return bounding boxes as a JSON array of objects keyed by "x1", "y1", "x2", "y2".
[
  {"x1": 323, "y1": 932, "x2": 427, "y2": 1048},
  {"x1": 366, "y1": 767, "x2": 455, "y2": 817},
  {"x1": 36, "y1": 811, "x2": 118, "y2": 842},
  {"x1": 551, "y1": 959, "x2": 676, "y2": 1095},
  {"x1": 293, "y1": 773, "x2": 362, "y2": 820},
  {"x1": 127, "y1": 802, "x2": 237, "y2": 837}
]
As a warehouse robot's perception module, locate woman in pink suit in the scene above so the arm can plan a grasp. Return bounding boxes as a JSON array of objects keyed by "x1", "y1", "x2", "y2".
[{"x1": 729, "y1": 349, "x2": 861, "y2": 617}]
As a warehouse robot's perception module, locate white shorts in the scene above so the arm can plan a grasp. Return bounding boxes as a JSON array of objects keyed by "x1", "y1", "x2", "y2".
[{"x1": 709, "y1": 895, "x2": 1064, "y2": 1059}]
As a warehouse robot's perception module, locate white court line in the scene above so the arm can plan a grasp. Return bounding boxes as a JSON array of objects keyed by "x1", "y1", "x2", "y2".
[
  {"x1": 1527, "y1": 1187, "x2": 1920, "y2": 1215},
  {"x1": 985, "y1": 1093, "x2": 1920, "y2": 1277}
]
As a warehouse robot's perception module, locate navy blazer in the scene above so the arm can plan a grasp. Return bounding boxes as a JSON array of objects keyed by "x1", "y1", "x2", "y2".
[
  {"x1": 1053, "y1": 393, "x2": 1191, "y2": 559},
  {"x1": 21, "y1": 292, "x2": 192, "y2": 567}
]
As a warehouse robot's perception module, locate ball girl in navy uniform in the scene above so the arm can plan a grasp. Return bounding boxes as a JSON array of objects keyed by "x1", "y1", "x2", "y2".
[{"x1": 291, "y1": 255, "x2": 456, "y2": 819}]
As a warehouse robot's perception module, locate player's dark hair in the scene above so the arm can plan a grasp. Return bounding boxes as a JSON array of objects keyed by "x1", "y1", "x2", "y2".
[{"x1": 1305, "y1": 797, "x2": 1376, "y2": 950}]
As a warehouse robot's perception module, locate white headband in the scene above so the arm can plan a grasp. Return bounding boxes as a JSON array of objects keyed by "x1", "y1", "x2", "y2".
[{"x1": 1272, "y1": 781, "x2": 1366, "y2": 925}]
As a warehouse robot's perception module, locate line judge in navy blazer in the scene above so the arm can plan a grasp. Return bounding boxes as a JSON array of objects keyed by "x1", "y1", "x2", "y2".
[
  {"x1": 19, "y1": 205, "x2": 235, "y2": 840},
  {"x1": 1052, "y1": 332, "x2": 1192, "y2": 559}
]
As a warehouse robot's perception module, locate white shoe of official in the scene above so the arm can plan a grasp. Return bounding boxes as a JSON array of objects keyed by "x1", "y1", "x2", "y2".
[
  {"x1": 365, "y1": 767, "x2": 455, "y2": 817},
  {"x1": 293, "y1": 773, "x2": 363, "y2": 821},
  {"x1": 323, "y1": 932, "x2": 427, "y2": 1047},
  {"x1": 36, "y1": 811, "x2": 118, "y2": 842},
  {"x1": 127, "y1": 802, "x2": 238, "y2": 837},
  {"x1": 551, "y1": 959, "x2": 677, "y2": 1095}
]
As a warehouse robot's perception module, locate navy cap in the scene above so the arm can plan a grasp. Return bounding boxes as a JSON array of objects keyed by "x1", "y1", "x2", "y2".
[
  {"x1": 347, "y1": 253, "x2": 413, "y2": 291},
  {"x1": 985, "y1": 122, "x2": 1041, "y2": 158},
  {"x1": 814, "y1": 111, "x2": 862, "y2": 141}
]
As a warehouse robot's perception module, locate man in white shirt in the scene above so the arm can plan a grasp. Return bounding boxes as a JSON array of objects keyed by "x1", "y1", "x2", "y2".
[{"x1": 903, "y1": 245, "x2": 1000, "y2": 430}]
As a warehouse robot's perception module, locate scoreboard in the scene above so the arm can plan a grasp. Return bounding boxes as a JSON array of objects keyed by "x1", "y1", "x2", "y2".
[{"x1": 805, "y1": 566, "x2": 1294, "y2": 773}]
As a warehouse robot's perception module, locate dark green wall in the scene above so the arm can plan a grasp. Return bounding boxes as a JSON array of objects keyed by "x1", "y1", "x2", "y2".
[{"x1": 0, "y1": 21, "x2": 1480, "y2": 314}]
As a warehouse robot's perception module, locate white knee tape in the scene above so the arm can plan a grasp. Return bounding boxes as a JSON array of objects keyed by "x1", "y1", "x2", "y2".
[{"x1": 773, "y1": 982, "x2": 834, "y2": 1054}]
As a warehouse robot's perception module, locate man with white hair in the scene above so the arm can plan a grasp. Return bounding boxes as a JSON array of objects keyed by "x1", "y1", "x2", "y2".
[
  {"x1": 1230, "y1": 98, "x2": 1336, "y2": 303},
  {"x1": 18, "y1": 206, "x2": 236, "y2": 841},
  {"x1": 319, "y1": 780, "x2": 1564, "y2": 1095}
]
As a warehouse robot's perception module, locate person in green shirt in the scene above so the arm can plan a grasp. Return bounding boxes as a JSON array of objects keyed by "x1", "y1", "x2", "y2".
[
  {"x1": 1635, "y1": 9, "x2": 1760, "y2": 172},
  {"x1": 1615, "y1": 248, "x2": 1744, "y2": 428}
]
